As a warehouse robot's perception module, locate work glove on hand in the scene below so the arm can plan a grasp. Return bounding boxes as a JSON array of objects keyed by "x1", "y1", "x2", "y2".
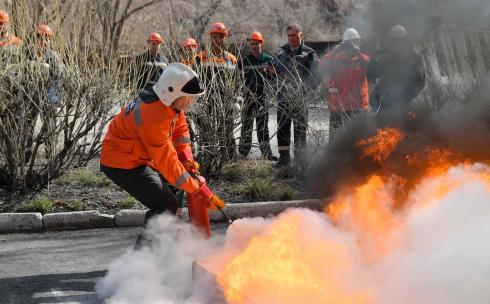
[
  {"x1": 207, "y1": 194, "x2": 225, "y2": 211},
  {"x1": 192, "y1": 179, "x2": 226, "y2": 211},
  {"x1": 183, "y1": 159, "x2": 200, "y2": 174}
]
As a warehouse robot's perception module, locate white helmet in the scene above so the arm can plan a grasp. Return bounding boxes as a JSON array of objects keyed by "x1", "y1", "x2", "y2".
[
  {"x1": 343, "y1": 28, "x2": 361, "y2": 42},
  {"x1": 153, "y1": 62, "x2": 205, "y2": 107},
  {"x1": 388, "y1": 25, "x2": 408, "y2": 39}
]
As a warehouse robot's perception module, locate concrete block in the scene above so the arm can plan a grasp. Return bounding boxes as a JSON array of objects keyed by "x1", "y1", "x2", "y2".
[
  {"x1": 114, "y1": 209, "x2": 146, "y2": 227},
  {"x1": 0, "y1": 213, "x2": 43, "y2": 233},
  {"x1": 43, "y1": 211, "x2": 114, "y2": 231}
]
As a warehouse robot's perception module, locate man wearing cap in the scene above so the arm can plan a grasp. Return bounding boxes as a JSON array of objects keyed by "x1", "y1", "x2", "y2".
[
  {"x1": 132, "y1": 32, "x2": 169, "y2": 91},
  {"x1": 101, "y1": 63, "x2": 225, "y2": 247},
  {"x1": 0, "y1": 9, "x2": 22, "y2": 66},
  {"x1": 237, "y1": 31, "x2": 278, "y2": 161},
  {"x1": 367, "y1": 25, "x2": 425, "y2": 113},
  {"x1": 195, "y1": 22, "x2": 238, "y2": 161},
  {"x1": 23, "y1": 24, "x2": 65, "y2": 161},
  {"x1": 319, "y1": 28, "x2": 369, "y2": 144},
  {"x1": 181, "y1": 37, "x2": 199, "y2": 67},
  {"x1": 0, "y1": 10, "x2": 21, "y2": 48}
]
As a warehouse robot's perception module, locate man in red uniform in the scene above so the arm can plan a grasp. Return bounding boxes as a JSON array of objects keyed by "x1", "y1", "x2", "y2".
[
  {"x1": 100, "y1": 63, "x2": 224, "y2": 246},
  {"x1": 319, "y1": 28, "x2": 369, "y2": 144}
]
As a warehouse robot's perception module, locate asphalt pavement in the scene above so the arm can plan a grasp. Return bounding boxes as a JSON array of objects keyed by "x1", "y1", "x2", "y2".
[{"x1": 0, "y1": 225, "x2": 229, "y2": 304}]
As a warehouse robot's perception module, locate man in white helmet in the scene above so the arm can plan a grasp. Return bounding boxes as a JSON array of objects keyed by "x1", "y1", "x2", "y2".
[
  {"x1": 367, "y1": 25, "x2": 425, "y2": 113},
  {"x1": 100, "y1": 63, "x2": 225, "y2": 246},
  {"x1": 319, "y1": 28, "x2": 369, "y2": 144}
]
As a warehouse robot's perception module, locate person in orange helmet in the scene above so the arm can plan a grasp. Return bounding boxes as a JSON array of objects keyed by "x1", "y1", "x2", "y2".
[
  {"x1": 100, "y1": 63, "x2": 225, "y2": 247},
  {"x1": 35, "y1": 24, "x2": 54, "y2": 56},
  {"x1": 23, "y1": 24, "x2": 64, "y2": 161},
  {"x1": 31, "y1": 24, "x2": 63, "y2": 97},
  {"x1": 237, "y1": 31, "x2": 278, "y2": 161},
  {"x1": 180, "y1": 37, "x2": 200, "y2": 148},
  {"x1": 195, "y1": 22, "x2": 238, "y2": 160},
  {"x1": 0, "y1": 10, "x2": 21, "y2": 49},
  {"x1": 181, "y1": 37, "x2": 199, "y2": 66},
  {"x1": 132, "y1": 32, "x2": 169, "y2": 91},
  {"x1": 197, "y1": 22, "x2": 237, "y2": 69}
]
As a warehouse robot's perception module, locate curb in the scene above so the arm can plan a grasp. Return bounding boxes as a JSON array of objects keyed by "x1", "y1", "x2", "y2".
[
  {"x1": 0, "y1": 199, "x2": 324, "y2": 234},
  {"x1": 0, "y1": 213, "x2": 43, "y2": 233},
  {"x1": 43, "y1": 211, "x2": 114, "y2": 231}
]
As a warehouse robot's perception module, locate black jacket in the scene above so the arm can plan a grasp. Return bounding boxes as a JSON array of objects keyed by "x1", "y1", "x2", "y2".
[
  {"x1": 367, "y1": 49, "x2": 425, "y2": 110},
  {"x1": 274, "y1": 42, "x2": 319, "y2": 91}
]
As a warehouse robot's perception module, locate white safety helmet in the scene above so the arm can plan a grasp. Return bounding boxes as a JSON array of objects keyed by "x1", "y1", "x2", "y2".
[
  {"x1": 388, "y1": 25, "x2": 408, "y2": 39},
  {"x1": 153, "y1": 62, "x2": 205, "y2": 108},
  {"x1": 343, "y1": 28, "x2": 361, "y2": 42}
]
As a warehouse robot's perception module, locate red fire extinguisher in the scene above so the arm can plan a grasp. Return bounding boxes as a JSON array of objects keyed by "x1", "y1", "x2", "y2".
[{"x1": 186, "y1": 171, "x2": 233, "y2": 239}]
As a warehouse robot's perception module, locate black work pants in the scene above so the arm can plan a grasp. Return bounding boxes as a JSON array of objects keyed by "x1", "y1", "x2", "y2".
[
  {"x1": 100, "y1": 164, "x2": 180, "y2": 217},
  {"x1": 238, "y1": 95, "x2": 273, "y2": 157},
  {"x1": 277, "y1": 98, "x2": 308, "y2": 157}
]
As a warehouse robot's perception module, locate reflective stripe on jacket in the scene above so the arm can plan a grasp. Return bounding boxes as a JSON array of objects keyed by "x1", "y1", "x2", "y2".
[
  {"x1": 196, "y1": 49, "x2": 237, "y2": 70},
  {"x1": 0, "y1": 34, "x2": 22, "y2": 47}
]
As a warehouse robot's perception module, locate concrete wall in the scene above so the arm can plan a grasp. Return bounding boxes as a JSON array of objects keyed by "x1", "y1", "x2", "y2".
[{"x1": 418, "y1": 25, "x2": 490, "y2": 105}]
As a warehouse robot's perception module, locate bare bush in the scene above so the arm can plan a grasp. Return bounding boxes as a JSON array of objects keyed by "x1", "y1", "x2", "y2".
[{"x1": 0, "y1": 2, "x2": 132, "y2": 192}]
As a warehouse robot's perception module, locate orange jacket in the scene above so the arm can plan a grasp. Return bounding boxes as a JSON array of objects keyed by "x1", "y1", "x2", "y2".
[
  {"x1": 0, "y1": 34, "x2": 22, "y2": 47},
  {"x1": 196, "y1": 49, "x2": 237, "y2": 68},
  {"x1": 319, "y1": 47, "x2": 369, "y2": 112},
  {"x1": 100, "y1": 89, "x2": 200, "y2": 194},
  {"x1": 181, "y1": 56, "x2": 196, "y2": 67}
]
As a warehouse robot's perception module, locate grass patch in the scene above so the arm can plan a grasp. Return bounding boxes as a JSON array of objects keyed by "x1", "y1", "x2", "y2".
[
  {"x1": 236, "y1": 177, "x2": 300, "y2": 202},
  {"x1": 17, "y1": 197, "x2": 55, "y2": 214},
  {"x1": 117, "y1": 196, "x2": 138, "y2": 209},
  {"x1": 65, "y1": 200, "x2": 88, "y2": 211},
  {"x1": 240, "y1": 178, "x2": 275, "y2": 201},
  {"x1": 221, "y1": 160, "x2": 276, "y2": 182},
  {"x1": 58, "y1": 169, "x2": 112, "y2": 187},
  {"x1": 277, "y1": 186, "x2": 298, "y2": 201}
]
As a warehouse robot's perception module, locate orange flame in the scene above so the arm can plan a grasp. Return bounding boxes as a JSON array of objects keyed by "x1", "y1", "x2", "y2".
[
  {"x1": 326, "y1": 175, "x2": 402, "y2": 260},
  {"x1": 206, "y1": 164, "x2": 490, "y2": 304},
  {"x1": 357, "y1": 128, "x2": 405, "y2": 162},
  {"x1": 217, "y1": 212, "x2": 370, "y2": 304}
]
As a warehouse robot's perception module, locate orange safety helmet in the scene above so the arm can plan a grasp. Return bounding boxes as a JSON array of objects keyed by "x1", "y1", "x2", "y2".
[
  {"x1": 209, "y1": 22, "x2": 228, "y2": 36},
  {"x1": 248, "y1": 31, "x2": 264, "y2": 43},
  {"x1": 182, "y1": 37, "x2": 198, "y2": 50},
  {"x1": 37, "y1": 24, "x2": 54, "y2": 38},
  {"x1": 0, "y1": 10, "x2": 9, "y2": 23},
  {"x1": 148, "y1": 32, "x2": 163, "y2": 44}
]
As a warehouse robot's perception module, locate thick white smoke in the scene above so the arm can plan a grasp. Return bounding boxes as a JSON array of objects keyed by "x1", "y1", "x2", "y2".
[
  {"x1": 95, "y1": 215, "x2": 221, "y2": 304},
  {"x1": 371, "y1": 164, "x2": 490, "y2": 304},
  {"x1": 97, "y1": 164, "x2": 490, "y2": 304}
]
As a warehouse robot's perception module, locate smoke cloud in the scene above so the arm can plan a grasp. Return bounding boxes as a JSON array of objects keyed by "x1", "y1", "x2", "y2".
[
  {"x1": 95, "y1": 215, "x2": 220, "y2": 304},
  {"x1": 310, "y1": 76, "x2": 490, "y2": 203},
  {"x1": 345, "y1": 0, "x2": 490, "y2": 45},
  {"x1": 96, "y1": 165, "x2": 490, "y2": 304}
]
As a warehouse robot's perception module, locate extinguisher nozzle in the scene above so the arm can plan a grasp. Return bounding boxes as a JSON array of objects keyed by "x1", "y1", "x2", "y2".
[{"x1": 217, "y1": 207, "x2": 233, "y2": 224}]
